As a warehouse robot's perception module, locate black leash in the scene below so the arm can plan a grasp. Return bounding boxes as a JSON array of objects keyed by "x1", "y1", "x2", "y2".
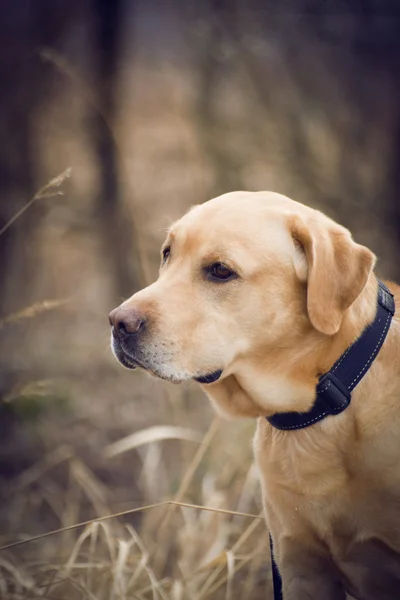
[
  {"x1": 269, "y1": 533, "x2": 283, "y2": 599},
  {"x1": 267, "y1": 280, "x2": 395, "y2": 598}
]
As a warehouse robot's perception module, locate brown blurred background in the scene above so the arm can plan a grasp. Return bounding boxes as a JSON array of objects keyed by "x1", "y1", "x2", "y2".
[{"x1": 0, "y1": 1, "x2": 400, "y2": 598}]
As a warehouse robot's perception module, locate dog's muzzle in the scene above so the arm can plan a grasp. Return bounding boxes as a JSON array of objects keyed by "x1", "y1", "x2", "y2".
[
  {"x1": 109, "y1": 306, "x2": 147, "y2": 370},
  {"x1": 109, "y1": 306, "x2": 224, "y2": 383}
]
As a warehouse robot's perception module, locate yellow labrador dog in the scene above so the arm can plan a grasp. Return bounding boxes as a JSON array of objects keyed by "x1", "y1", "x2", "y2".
[{"x1": 109, "y1": 191, "x2": 400, "y2": 600}]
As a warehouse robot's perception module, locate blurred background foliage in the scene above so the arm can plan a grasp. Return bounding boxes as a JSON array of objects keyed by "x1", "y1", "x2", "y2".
[{"x1": 1, "y1": 1, "x2": 400, "y2": 598}]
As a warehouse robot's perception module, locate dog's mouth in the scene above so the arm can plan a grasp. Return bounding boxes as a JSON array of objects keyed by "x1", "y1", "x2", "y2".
[
  {"x1": 194, "y1": 370, "x2": 223, "y2": 384},
  {"x1": 112, "y1": 335, "x2": 223, "y2": 384},
  {"x1": 112, "y1": 338, "x2": 141, "y2": 371},
  {"x1": 112, "y1": 336, "x2": 179, "y2": 381}
]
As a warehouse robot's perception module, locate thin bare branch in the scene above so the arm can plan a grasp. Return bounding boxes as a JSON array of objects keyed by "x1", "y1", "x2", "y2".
[
  {"x1": 0, "y1": 168, "x2": 71, "y2": 237},
  {"x1": 0, "y1": 500, "x2": 262, "y2": 553}
]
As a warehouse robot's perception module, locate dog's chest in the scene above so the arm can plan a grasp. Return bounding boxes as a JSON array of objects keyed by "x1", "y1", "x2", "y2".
[
  {"x1": 254, "y1": 418, "x2": 400, "y2": 543},
  {"x1": 255, "y1": 419, "x2": 400, "y2": 597}
]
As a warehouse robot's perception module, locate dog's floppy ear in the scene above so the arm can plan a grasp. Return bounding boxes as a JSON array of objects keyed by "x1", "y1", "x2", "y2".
[{"x1": 289, "y1": 214, "x2": 376, "y2": 335}]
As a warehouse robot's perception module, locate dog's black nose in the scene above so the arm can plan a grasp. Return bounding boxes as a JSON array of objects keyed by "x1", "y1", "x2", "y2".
[{"x1": 109, "y1": 307, "x2": 146, "y2": 336}]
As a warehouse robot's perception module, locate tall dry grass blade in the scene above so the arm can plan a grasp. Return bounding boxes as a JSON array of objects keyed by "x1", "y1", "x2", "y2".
[
  {"x1": 110, "y1": 539, "x2": 133, "y2": 600},
  {"x1": 225, "y1": 550, "x2": 235, "y2": 600},
  {"x1": 151, "y1": 417, "x2": 221, "y2": 574},
  {"x1": 0, "y1": 557, "x2": 34, "y2": 594},
  {"x1": 0, "y1": 299, "x2": 71, "y2": 331},
  {"x1": 70, "y1": 458, "x2": 110, "y2": 517},
  {"x1": 171, "y1": 579, "x2": 183, "y2": 600},
  {"x1": 138, "y1": 442, "x2": 164, "y2": 502},
  {"x1": 37, "y1": 476, "x2": 66, "y2": 522},
  {"x1": 198, "y1": 512, "x2": 263, "y2": 598},
  {"x1": 33, "y1": 565, "x2": 71, "y2": 599},
  {"x1": 168, "y1": 501, "x2": 262, "y2": 521},
  {"x1": 104, "y1": 426, "x2": 202, "y2": 458},
  {"x1": 0, "y1": 501, "x2": 262, "y2": 553},
  {"x1": 170, "y1": 418, "x2": 221, "y2": 505},
  {"x1": 64, "y1": 524, "x2": 94, "y2": 577},
  {"x1": 96, "y1": 521, "x2": 117, "y2": 565},
  {"x1": 0, "y1": 575, "x2": 6, "y2": 597},
  {"x1": 203, "y1": 537, "x2": 269, "y2": 598},
  {"x1": 132, "y1": 578, "x2": 171, "y2": 600},
  {"x1": 0, "y1": 501, "x2": 168, "y2": 553},
  {"x1": 234, "y1": 539, "x2": 268, "y2": 600},
  {"x1": 86, "y1": 521, "x2": 99, "y2": 592},
  {"x1": 61, "y1": 460, "x2": 82, "y2": 549},
  {"x1": 205, "y1": 552, "x2": 257, "y2": 598},
  {"x1": 2, "y1": 379, "x2": 62, "y2": 405},
  {"x1": 126, "y1": 553, "x2": 149, "y2": 596},
  {"x1": 13, "y1": 445, "x2": 73, "y2": 491},
  {"x1": 50, "y1": 573, "x2": 100, "y2": 600},
  {"x1": 141, "y1": 573, "x2": 170, "y2": 600},
  {"x1": 156, "y1": 419, "x2": 220, "y2": 528},
  {"x1": 33, "y1": 168, "x2": 72, "y2": 200},
  {"x1": 0, "y1": 167, "x2": 71, "y2": 237},
  {"x1": 125, "y1": 524, "x2": 163, "y2": 599},
  {"x1": 40, "y1": 50, "x2": 109, "y2": 127}
]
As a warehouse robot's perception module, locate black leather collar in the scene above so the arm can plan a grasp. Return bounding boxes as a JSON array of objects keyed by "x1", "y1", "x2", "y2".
[{"x1": 267, "y1": 280, "x2": 395, "y2": 431}]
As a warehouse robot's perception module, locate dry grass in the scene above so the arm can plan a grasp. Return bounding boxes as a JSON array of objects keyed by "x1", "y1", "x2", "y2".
[
  {"x1": 0, "y1": 193, "x2": 271, "y2": 600},
  {"x1": 0, "y1": 168, "x2": 71, "y2": 238},
  {"x1": 0, "y1": 58, "x2": 276, "y2": 592},
  {"x1": 0, "y1": 418, "x2": 272, "y2": 600}
]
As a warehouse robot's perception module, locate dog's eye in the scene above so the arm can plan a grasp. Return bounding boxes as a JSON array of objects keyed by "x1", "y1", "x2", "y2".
[
  {"x1": 207, "y1": 262, "x2": 236, "y2": 282},
  {"x1": 162, "y1": 246, "x2": 171, "y2": 263}
]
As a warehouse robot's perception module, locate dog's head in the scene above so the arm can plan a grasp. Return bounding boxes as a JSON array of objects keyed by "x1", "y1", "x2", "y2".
[{"x1": 109, "y1": 191, "x2": 375, "y2": 405}]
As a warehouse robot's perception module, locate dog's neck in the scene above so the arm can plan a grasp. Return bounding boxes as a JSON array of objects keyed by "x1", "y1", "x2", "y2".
[{"x1": 204, "y1": 276, "x2": 383, "y2": 419}]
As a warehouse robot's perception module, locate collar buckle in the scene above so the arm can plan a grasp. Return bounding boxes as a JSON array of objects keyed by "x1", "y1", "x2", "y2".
[
  {"x1": 378, "y1": 282, "x2": 395, "y2": 315},
  {"x1": 316, "y1": 373, "x2": 351, "y2": 415}
]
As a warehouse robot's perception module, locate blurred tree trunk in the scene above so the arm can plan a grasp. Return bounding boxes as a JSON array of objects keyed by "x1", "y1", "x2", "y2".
[
  {"x1": 0, "y1": 0, "x2": 79, "y2": 471},
  {"x1": 92, "y1": 0, "x2": 144, "y2": 300},
  {"x1": 191, "y1": 0, "x2": 244, "y2": 198},
  {"x1": 0, "y1": 1, "x2": 77, "y2": 319},
  {"x1": 0, "y1": 9, "x2": 40, "y2": 319}
]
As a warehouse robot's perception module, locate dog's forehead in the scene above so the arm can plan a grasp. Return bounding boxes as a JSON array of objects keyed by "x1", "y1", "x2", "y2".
[{"x1": 169, "y1": 193, "x2": 295, "y2": 257}]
